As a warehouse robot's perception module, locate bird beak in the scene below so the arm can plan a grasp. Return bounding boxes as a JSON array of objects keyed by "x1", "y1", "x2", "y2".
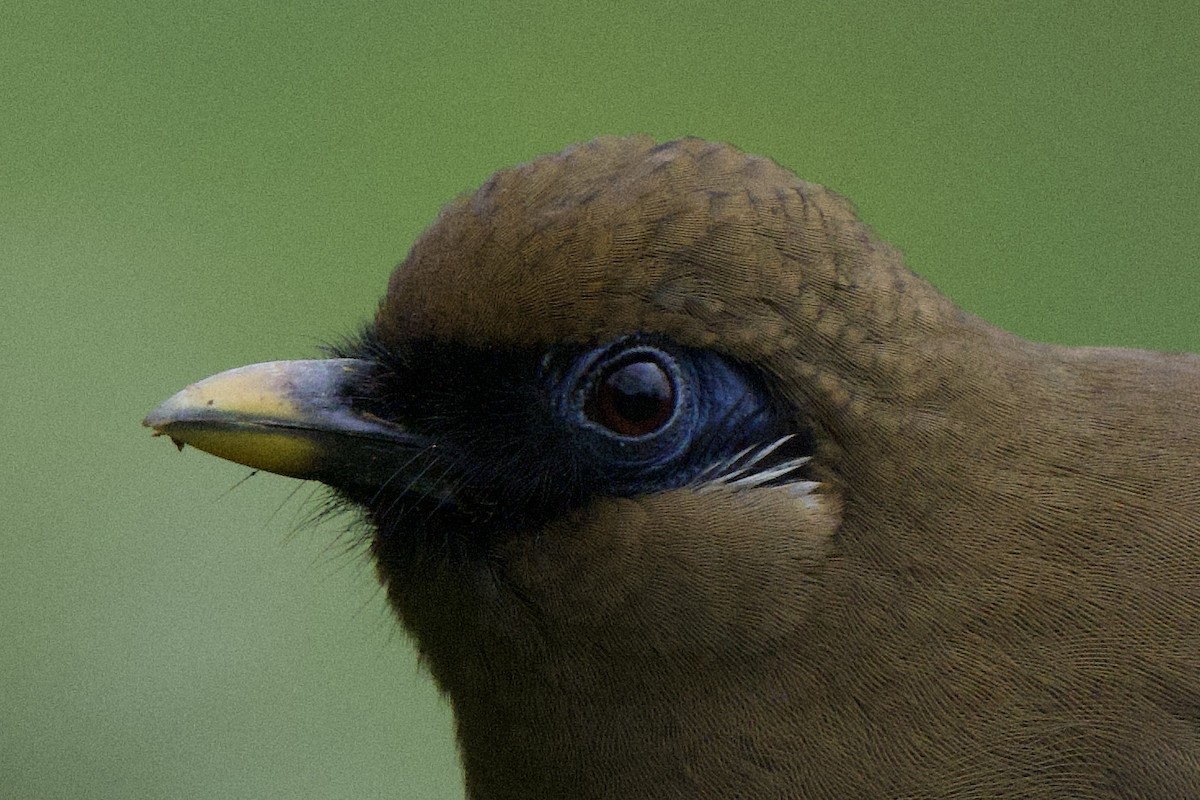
[{"x1": 143, "y1": 359, "x2": 423, "y2": 489}]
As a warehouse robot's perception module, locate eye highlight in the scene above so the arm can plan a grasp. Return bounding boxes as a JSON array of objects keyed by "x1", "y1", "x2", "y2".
[{"x1": 585, "y1": 357, "x2": 676, "y2": 437}]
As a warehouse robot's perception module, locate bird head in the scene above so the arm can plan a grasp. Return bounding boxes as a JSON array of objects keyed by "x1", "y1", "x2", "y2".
[{"x1": 145, "y1": 137, "x2": 1200, "y2": 798}]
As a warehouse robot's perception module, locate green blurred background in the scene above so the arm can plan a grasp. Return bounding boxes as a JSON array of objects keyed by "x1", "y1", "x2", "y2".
[{"x1": 3, "y1": 1, "x2": 1196, "y2": 797}]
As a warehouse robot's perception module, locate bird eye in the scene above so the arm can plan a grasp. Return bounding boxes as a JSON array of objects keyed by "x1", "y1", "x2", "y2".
[{"x1": 584, "y1": 357, "x2": 677, "y2": 437}]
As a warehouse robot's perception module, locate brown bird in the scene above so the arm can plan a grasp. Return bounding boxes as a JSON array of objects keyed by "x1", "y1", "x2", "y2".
[{"x1": 146, "y1": 136, "x2": 1200, "y2": 798}]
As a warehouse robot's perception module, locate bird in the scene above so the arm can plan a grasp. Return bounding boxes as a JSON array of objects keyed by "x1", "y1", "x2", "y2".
[{"x1": 145, "y1": 136, "x2": 1200, "y2": 799}]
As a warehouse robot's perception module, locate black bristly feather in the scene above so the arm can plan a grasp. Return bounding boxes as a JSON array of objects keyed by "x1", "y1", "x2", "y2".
[{"x1": 326, "y1": 327, "x2": 815, "y2": 558}]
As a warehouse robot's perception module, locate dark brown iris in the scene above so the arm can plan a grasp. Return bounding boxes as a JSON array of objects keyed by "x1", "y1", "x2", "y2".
[{"x1": 585, "y1": 359, "x2": 675, "y2": 436}]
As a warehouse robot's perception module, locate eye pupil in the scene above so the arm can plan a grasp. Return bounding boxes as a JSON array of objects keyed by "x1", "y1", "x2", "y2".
[{"x1": 586, "y1": 359, "x2": 675, "y2": 436}]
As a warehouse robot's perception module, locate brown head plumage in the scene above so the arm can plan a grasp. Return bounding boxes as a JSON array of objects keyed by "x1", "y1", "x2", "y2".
[{"x1": 147, "y1": 136, "x2": 1200, "y2": 798}]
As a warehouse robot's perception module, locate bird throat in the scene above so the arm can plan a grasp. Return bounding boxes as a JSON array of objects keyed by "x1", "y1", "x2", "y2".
[{"x1": 375, "y1": 481, "x2": 843, "y2": 799}]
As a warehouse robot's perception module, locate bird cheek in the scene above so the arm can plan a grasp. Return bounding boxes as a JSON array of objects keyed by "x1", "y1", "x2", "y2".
[{"x1": 501, "y1": 487, "x2": 842, "y2": 662}]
